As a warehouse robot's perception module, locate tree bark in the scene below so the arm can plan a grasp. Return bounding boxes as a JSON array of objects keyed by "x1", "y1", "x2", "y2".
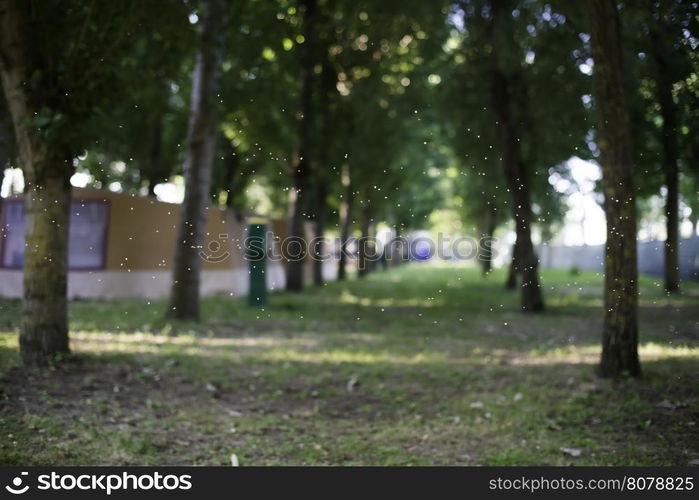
[
  {"x1": 505, "y1": 239, "x2": 518, "y2": 290},
  {"x1": 20, "y1": 159, "x2": 73, "y2": 365},
  {"x1": 168, "y1": 0, "x2": 226, "y2": 320},
  {"x1": 223, "y1": 140, "x2": 239, "y2": 208},
  {"x1": 489, "y1": 0, "x2": 544, "y2": 312},
  {"x1": 479, "y1": 206, "x2": 496, "y2": 276},
  {"x1": 312, "y1": 180, "x2": 327, "y2": 285},
  {"x1": 0, "y1": 93, "x2": 9, "y2": 170},
  {"x1": 0, "y1": 0, "x2": 73, "y2": 365},
  {"x1": 0, "y1": 95, "x2": 8, "y2": 221},
  {"x1": 357, "y1": 205, "x2": 373, "y2": 278},
  {"x1": 587, "y1": 0, "x2": 641, "y2": 377},
  {"x1": 312, "y1": 60, "x2": 333, "y2": 286},
  {"x1": 286, "y1": 0, "x2": 318, "y2": 292},
  {"x1": 649, "y1": 17, "x2": 680, "y2": 293},
  {"x1": 337, "y1": 163, "x2": 353, "y2": 281},
  {"x1": 146, "y1": 114, "x2": 163, "y2": 197}
]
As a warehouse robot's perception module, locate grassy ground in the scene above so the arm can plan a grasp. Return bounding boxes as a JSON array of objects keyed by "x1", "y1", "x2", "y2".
[{"x1": 0, "y1": 263, "x2": 697, "y2": 466}]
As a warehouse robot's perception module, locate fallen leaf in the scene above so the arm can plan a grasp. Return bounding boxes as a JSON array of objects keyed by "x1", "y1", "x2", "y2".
[
  {"x1": 560, "y1": 447, "x2": 582, "y2": 457},
  {"x1": 657, "y1": 400, "x2": 676, "y2": 410},
  {"x1": 346, "y1": 375, "x2": 360, "y2": 393}
]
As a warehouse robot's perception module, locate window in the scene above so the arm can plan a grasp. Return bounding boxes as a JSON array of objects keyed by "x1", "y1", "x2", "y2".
[{"x1": 0, "y1": 199, "x2": 110, "y2": 270}]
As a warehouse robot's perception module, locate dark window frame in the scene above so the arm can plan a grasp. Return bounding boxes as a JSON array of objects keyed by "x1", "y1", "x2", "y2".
[{"x1": 0, "y1": 198, "x2": 111, "y2": 271}]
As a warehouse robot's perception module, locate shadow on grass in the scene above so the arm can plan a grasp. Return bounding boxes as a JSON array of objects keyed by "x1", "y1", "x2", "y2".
[
  {"x1": 0, "y1": 265, "x2": 697, "y2": 465},
  {"x1": 0, "y1": 342, "x2": 696, "y2": 466}
]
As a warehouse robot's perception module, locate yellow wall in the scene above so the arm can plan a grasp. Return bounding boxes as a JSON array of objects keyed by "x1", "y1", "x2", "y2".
[
  {"x1": 73, "y1": 188, "x2": 248, "y2": 271},
  {"x1": 3, "y1": 188, "x2": 308, "y2": 272}
]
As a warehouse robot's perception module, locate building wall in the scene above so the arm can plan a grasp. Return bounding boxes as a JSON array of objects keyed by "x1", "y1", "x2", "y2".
[
  {"x1": 0, "y1": 188, "x2": 339, "y2": 299},
  {"x1": 537, "y1": 235, "x2": 699, "y2": 281}
]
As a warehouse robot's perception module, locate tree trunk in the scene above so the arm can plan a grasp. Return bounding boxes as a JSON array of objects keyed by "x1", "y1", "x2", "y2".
[
  {"x1": 358, "y1": 205, "x2": 374, "y2": 278},
  {"x1": 587, "y1": 0, "x2": 641, "y2": 377},
  {"x1": 0, "y1": 94, "x2": 9, "y2": 170},
  {"x1": 337, "y1": 164, "x2": 353, "y2": 281},
  {"x1": 489, "y1": 0, "x2": 544, "y2": 312},
  {"x1": 223, "y1": 140, "x2": 239, "y2": 208},
  {"x1": 0, "y1": 0, "x2": 73, "y2": 365},
  {"x1": 391, "y1": 224, "x2": 404, "y2": 266},
  {"x1": 479, "y1": 207, "x2": 496, "y2": 276},
  {"x1": 21, "y1": 159, "x2": 73, "y2": 365},
  {"x1": 312, "y1": 180, "x2": 328, "y2": 285},
  {"x1": 286, "y1": 0, "x2": 318, "y2": 292},
  {"x1": 505, "y1": 239, "x2": 518, "y2": 290},
  {"x1": 0, "y1": 95, "x2": 8, "y2": 220},
  {"x1": 168, "y1": 0, "x2": 226, "y2": 320},
  {"x1": 312, "y1": 60, "x2": 333, "y2": 286},
  {"x1": 649, "y1": 19, "x2": 680, "y2": 293},
  {"x1": 146, "y1": 115, "x2": 163, "y2": 197}
]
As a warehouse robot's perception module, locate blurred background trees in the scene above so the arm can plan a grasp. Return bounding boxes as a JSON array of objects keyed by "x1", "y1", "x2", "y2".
[{"x1": 1, "y1": 0, "x2": 697, "y2": 375}]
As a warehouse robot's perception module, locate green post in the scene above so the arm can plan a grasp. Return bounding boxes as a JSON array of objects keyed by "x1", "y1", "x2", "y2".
[{"x1": 247, "y1": 219, "x2": 267, "y2": 307}]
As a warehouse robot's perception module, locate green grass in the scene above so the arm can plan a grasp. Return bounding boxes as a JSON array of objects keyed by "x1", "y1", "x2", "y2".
[{"x1": 0, "y1": 263, "x2": 697, "y2": 465}]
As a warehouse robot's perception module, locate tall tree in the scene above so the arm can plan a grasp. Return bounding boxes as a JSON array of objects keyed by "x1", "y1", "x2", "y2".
[
  {"x1": 169, "y1": 0, "x2": 227, "y2": 319},
  {"x1": 645, "y1": 0, "x2": 689, "y2": 293},
  {"x1": 286, "y1": 0, "x2": 318, "y2": 292},
  {"x1": 0, "y1": 94, "x2": 10, "y2": 171},
  {"x1": 0, "y1": 0, "x2": 74, "y2": 366},
  {"x1": 0, "y1": 0, "x2": 167, "y2": 365},
  {"x1": 587, "y1": 0, "x2": 641, "y2": 377},
  {"x1": 444, "y1": 1, "x2": 583, "y2": 292},
  {"x1": 311, "y1": 60, "x2": 336, "y2": 286},
  {"x1": 650, "y1": 24, "x2": 680, "y2": 293},
  {"x1": 337, "y1": 162, "x2": 354, "y2": 280},
  {"x1": 489, "y1": 0, "x2": 545, "y2": 312}
]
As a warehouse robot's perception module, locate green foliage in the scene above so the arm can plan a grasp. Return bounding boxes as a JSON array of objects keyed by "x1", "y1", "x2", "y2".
[
  {"x1": 5, "y1": 0, "x2": 697, "y2": 239},
  {"x1": 13, "y1": 0, "x2": 189, "y2": 158},
  {"x1": 437, "y1": 1, "x2": 590, "y2": 238},
  {"x1": 623, "y1": 0, "x2": 699, "y2": 207}
]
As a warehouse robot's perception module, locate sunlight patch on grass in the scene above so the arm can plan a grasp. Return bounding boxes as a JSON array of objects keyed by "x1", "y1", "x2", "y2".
[
  {"x1": 338, "y1": 290, "x2": 429, "y2": 308},
  {"x1": 0, "y1": 332, "x2": 18, "y2": 349},
  {"x1": 510, "y1": 342, "x2": 698, "y2": 366},
  {"x1": 70, "y1": 331, "x2": 318, "y2": 349},
  {"x1": 546, "y1": 295, "x2": 603, "y2": 308},
  {"x1": 68, "y1": 331, "x2": 320, "y2": 361},
  {"x1": 256, "y1": 349, "x2": 444, "y2": 365}
]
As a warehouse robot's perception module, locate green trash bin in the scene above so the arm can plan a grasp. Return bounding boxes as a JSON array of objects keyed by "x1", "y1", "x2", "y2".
[{"x1": 247, "y1": 218, "x2": 267, "y2": 307}]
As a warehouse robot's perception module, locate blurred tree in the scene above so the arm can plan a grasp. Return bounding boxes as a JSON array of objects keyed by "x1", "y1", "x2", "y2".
[
  {"x1": 443, "y1": 1, "x2": 584, "y2": 292},
  {"x1": 647, "y1": 1, "x2": 681, "y2": 292},
  {"x1": 625, "y1": 0, "x2": 697, "y2": 292},
  {"x1": 0, "y1": 0, "x2": 175, "y2": 365},
  {"x1": 286, "y1": 0, "x2": 318, "y2": 292},
  {"x1": 488, "y1": 0, "x2": 545, "y2": 312},
  {"x1": 169, "y1": 0, "x2": 228, "y2": 320},
  {"x1": 0, "y1": 94, "x2": 10, "y2": 171}
]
